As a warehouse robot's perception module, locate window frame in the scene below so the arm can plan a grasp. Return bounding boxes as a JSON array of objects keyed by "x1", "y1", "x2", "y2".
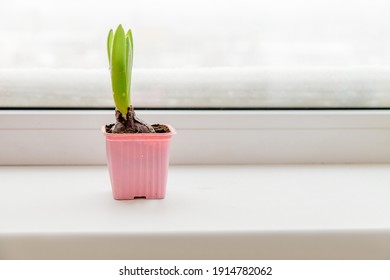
[{"x1": 1, "y1": 109, "x2": 390, "y2": 165}]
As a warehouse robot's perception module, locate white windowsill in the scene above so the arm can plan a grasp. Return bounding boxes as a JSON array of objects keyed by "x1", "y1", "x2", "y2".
[{"x1": 1, "y1": 164, "x2": 389, "y2": 260}]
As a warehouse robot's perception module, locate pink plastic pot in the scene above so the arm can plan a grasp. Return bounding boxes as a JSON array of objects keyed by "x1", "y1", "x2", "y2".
[{"x1": 102, "y1": 125, "x2": 175, "y2": 200}]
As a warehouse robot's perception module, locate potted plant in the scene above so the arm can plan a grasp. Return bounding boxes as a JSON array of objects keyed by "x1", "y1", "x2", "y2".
[{"x1": 102, "y1": 25, "x2": 175, "y2": 200}]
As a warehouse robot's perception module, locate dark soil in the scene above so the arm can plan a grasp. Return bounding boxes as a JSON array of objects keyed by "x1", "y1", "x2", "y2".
[
  {"x1": 151, "y1": 124, "x2": 170, "y2": 133},
  {"x1": 105, "y1": 106, "x2": 170, "y2": 134}
]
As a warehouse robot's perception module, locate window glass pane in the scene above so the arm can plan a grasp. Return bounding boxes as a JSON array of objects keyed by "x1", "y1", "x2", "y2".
[{"x1": 1, "y1": 0, "x2": 390, "y2": 108}]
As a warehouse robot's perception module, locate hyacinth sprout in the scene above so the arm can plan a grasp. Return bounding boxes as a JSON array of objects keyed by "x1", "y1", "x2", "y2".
[{"x1": 107, "y1": 24, "x2": 133, "y2": 119}]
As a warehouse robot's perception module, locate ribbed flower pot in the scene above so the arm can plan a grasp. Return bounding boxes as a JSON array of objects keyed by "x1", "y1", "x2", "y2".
[{"x1": 102, "y1": 125, "x2": 175, "y2": 200}]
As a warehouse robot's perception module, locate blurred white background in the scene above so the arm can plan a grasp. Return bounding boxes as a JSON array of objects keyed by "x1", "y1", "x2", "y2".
[
  {"x1": 2, "y1": 0, "x2": 390, "y2": 69},
  {"x1": 1, "y1": 0, "x2": 390, "y2": 108}
]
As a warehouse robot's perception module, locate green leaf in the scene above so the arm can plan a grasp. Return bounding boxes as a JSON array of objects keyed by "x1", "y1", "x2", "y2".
[
  {"x1": 125, "y1": 36, "x2": 131, "y2": 105},
  {"x1": 125, "y1": 29, "x2": 133, "y2": 105},
  {"x1": 111, "y1": 24, "x2": 128, "y2": 117},
  {"x1": 107, "y1": 29, "x2": 113, "y2": 66},
  {"x1": 126, "y1": 29, "x2": 134, "y2": 58}
]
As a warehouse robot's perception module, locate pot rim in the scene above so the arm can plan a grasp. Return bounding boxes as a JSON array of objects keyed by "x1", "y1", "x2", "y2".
[{"x1": 102, "y1": 124, "x2": 176, "y2": 140}]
